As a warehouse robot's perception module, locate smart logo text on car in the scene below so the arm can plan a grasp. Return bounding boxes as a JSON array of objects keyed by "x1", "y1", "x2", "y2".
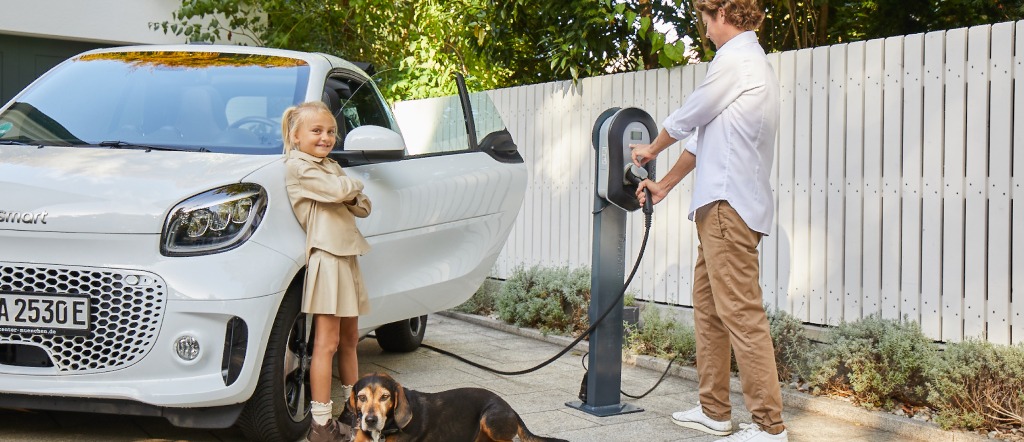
[{"x1": 0, "y1": 210, "x2": 48, "y2": 224}]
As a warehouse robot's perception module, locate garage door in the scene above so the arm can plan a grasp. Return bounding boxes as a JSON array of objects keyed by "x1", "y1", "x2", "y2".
[{"x1": 0, "y1": 34, "x2": 109, "y2": 104}]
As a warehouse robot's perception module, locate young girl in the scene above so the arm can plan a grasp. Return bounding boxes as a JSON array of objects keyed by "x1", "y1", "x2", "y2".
[{"x1": 282, "y1": 101, "x2": 371, "y2": 442}]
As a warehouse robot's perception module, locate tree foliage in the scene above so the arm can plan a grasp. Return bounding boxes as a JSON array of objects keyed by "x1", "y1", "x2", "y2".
[
  {"x1": 153, "y1": 0, "x2": 1024, "y2": 100},
  {"x1": 152, "y1": 0, "x2": 691, "y2": 99},
  {"x1": 760, "y1": 0, "x2": 1024, "y2": 53},
  {"x1": 150, "y1": 0, "x2": 488, "y2": 100},
  {"x1": 465, "y1": 0, "x2": 690, "y2": 83}
]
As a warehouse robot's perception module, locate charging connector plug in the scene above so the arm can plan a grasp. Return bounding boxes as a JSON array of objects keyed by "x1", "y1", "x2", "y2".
[{"x1": 624, "y1": 165, "x2": 653, "y2": 215}]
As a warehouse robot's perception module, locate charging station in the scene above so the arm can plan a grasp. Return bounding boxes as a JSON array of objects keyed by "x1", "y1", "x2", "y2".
[{"x1": 566, "y1": 107, "x2": 656, "y2": 417}]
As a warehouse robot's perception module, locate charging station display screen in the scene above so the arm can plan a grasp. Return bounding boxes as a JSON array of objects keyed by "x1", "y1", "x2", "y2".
[{"x1": 630, "y1": 130, "x2": 643, "y2": 141}]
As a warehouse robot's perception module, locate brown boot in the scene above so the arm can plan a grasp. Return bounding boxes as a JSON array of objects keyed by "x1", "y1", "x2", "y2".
[
  {"x1": 338, "y1": 407, "x2": 357, "y2": 431},
  {"x1": 306, "y1": 418, "x2": 352, "y2": 442}
]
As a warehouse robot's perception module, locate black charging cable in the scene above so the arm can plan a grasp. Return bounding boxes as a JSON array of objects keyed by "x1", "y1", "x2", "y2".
[
  {"x1": 579, "y1": 350, "x2": 681, "y2": 400},
  {"x1": 364, "y1": 185, "x2": 671, "y2": 403},
  {"x1": 377, "y1": 187, "x2": 653, "y2": 379}
]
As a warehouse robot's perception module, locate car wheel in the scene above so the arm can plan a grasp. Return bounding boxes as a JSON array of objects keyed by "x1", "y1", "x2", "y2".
[
  {"x1": 237, "y1": 287, "x2": 313, "y2": 442},
  {"x1": 375, "y1": 315, "x2": 428, "y2": 352}
]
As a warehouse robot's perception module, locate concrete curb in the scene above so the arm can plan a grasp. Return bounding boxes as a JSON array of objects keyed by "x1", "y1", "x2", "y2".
[{"x1": 437, "y1": 311, "x2": 986, "y2": 442}]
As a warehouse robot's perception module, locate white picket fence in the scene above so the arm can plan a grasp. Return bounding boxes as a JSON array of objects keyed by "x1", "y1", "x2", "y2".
[{"x1": 394, "y1": 21, "x2": 1024, "y2": 345}]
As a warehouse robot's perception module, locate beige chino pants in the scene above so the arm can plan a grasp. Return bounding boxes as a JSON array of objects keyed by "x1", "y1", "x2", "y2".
[{"x1": 692, "y1": 201, "x2": 785, "y2": 434}]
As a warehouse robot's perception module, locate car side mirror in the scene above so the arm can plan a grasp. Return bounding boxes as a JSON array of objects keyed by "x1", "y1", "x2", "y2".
[
  {"x1": 344, "y1": 125, "x2": 405, "y2": 152},
  {"x1": 333, "y1": 125, "x2": 406, "y2": 165}
]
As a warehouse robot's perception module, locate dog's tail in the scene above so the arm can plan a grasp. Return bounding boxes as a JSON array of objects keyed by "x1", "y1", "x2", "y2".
[{"x1": 516, "y1": 415, "x2": 569, "y2": 442}]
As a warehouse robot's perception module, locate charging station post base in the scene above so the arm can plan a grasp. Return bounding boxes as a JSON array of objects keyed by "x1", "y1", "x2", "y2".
[
  {"x1": 565, "y1": 400, "x2": 643, "y2": 417},
  {"x1": 564, "y1": 106, "x2": 654, "y2": 418}
]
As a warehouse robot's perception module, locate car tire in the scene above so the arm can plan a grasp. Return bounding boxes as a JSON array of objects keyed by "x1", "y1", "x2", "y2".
[
  {"x1": 375, "y1": 315, "x2": 428, "y2": 352},
  {"x1": 237, "y1": 286, "x2": 313, "y2": 442}
]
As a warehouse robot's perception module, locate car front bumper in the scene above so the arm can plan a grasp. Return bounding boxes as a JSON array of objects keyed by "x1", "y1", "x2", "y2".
[{"x1": 0, "y1": 229, "x2": 299, "y2": 417}]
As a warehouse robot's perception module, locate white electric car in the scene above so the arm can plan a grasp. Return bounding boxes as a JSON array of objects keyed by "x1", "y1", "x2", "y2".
[{"x1": 0, "y1": 45, "x2": 526, "y2": 441}]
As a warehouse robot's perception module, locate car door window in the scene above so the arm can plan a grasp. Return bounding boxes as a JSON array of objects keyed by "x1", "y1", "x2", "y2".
[{"x1": 322, "y1": 75, "x2": 394, "y2": 139}]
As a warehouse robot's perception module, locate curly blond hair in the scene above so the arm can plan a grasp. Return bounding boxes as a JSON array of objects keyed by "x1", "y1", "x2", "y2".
[{"x1": 694, "y1": 0, "x2": 764, "y2": 31}]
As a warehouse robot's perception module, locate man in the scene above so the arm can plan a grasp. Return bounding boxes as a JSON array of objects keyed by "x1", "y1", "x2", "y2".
[{"x1": 630, "y1": 0, "x2": 787, "y2": 441}]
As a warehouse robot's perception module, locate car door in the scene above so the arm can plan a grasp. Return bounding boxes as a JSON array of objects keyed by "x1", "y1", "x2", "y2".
[{"x1": 322, "y1": 72, "x2": 527, "y2": 328}]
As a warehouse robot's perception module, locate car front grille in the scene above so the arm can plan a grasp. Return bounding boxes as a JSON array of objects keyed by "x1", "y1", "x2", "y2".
[{"x1": 0, "y1": 263, "x2": 166, "y2": 374}]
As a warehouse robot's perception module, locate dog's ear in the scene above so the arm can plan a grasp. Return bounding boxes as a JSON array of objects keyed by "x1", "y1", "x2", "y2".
[
  {"x1": 392, "y1": 385, "x2": 412, "y2": 429},
  {"x1": 348, "y1": 374, "x2": 369, "y2": 414},
  {"x1": 347, "y1": 384, "x2": 358, "y2": 415}
]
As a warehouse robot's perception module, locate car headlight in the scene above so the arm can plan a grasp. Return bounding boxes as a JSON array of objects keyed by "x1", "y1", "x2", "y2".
[{"x1": 161, "y1": 183, "x2": 268, "y2": 256}]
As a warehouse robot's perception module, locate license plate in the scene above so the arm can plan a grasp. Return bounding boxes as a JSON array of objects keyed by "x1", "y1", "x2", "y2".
[{"x1": 0, "y1": 293, "x2": 91, "y2": 336}]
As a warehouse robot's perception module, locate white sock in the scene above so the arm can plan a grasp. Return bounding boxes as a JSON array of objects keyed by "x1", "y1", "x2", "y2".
[
  {"x1": 341, "y1": 384, "x2": 353, "y2": 403},
  {"x1": 333, "y1": 385, "x2": 354, "y2": 419},
  {"x1": 312, "y1": 400, "x2": 333, "y2": 425}
]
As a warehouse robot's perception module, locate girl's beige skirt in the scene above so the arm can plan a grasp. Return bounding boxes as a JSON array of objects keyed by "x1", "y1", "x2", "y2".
[{"x1": 303, "y1": 249, "x2": 370, "y2": 317}]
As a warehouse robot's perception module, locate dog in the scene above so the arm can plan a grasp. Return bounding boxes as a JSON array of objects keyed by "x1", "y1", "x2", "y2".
[{"x1": 348, "y1": 372, "x2": 569, "y2": 442}]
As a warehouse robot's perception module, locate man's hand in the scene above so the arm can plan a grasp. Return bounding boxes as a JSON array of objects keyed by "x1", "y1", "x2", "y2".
[
  {"x1": 630, "y1": 143, "x2": 655, "y2": 167},
  {"x1": 636, "y1": 179, "x2": 669, "y2": 207}
]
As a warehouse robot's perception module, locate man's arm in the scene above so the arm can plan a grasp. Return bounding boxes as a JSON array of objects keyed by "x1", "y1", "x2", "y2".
[
  {"x1": 636, "y1": 149, "x2": 696, "y2": 206},
  {"x1": 630, "y1": 128, "x2": 678, "y2": 167}
]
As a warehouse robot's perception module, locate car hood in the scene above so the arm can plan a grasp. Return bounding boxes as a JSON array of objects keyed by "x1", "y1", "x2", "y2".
[{"x1": 0, "y1": 146, "x2": 280, "y2": 234}]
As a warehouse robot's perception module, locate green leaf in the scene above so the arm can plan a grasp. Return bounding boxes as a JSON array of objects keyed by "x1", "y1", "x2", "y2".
[{"x1": 662, "y1": 40, "x2": 686, "y2": 62}]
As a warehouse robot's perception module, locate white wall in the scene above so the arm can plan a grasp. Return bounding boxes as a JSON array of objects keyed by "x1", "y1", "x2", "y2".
[{"x1": 0, "y1": 0, "x2": 236, "y2": 45}]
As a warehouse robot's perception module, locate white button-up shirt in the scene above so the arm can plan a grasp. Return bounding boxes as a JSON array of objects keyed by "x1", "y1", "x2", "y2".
[{"x1": 662, "y1": 31, "x2": 779, "y2": 235}]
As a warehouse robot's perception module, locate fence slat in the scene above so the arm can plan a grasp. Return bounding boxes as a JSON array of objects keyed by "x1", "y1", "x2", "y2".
[
  {"x1": 943, "y1": 27, "x2": 968, "y2": 342},
  {"x1": 493, "y1": 88, "x2": 507, "y2": 275},
  {"x1": 964, "y1": 25, "x2": 990, "y2": 340},
  {"x1": 1014, "y1": 22, "x2": 1024, "y2": 346},
  {"x1": 764, "y1": 55, "x2": 781, "y2": 311},
  {"x1": 515, "y1": 85, "x2": 529, "y2": 273},
  {"x1": 683, "y1": 63, "x2": 708, "y2": 307},
  {"x1": 585, "y1": 78, "x2": 598, "y2": 272},
  {"x1": 827, "y1": 44, "x2": 848, "y2": 325},
  {"x1": 810, "y1": 46, "x2": 830, "y2": 324},
  {"x1": 651, "y1": 69, "x2": 670, "y2": 304},
  {"x1": 557, "y1": 82, "x2": 572, "y2": 268},
  {"x1": 525, "y1": 85, "x2": 539, "y2": 267},
  {"x1": 845, "y1": 41, "x2": 866, "y2": 322},
  {"x1": 921, "y1": 31, "x2": 945, "y2": 339},
  {"x1": 862, "y1": 38, "x2": 884, "y2": 317},
  {"x1": 665, "y1": 66, "x2": 684, "y2": 305},
  {"x1": 777, "y1": 50, "x2": 797, "y2": 314},
  {"x1": 792, "y1": 49, "x2": 813, "y2": 321},
  {"x1": 987, "y1": 22, "x2": 1013, "y2": 345},
  {"x1": 642, "y1": 69, "x2": 662, "y2": 303},
  {"x1": 901, "y1": 33, "x2": 924, "y2": 326},
  {"x1": 570, "y1": 82, "x2": 584, "y2": 272},
  {"x1": 882, "y1": 36, "x2": 904, "y2": 320}
]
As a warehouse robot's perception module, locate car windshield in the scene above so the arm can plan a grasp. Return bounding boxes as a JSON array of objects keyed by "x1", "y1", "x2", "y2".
[{"x1": 0, "y1": 51, "x2": 309, "y2": 154}]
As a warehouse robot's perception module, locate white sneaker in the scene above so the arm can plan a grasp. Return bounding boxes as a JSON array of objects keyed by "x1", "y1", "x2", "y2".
[
  {"x1": 714, "y1": 423, "x2": 789, "y2": 442},
  {"x1": 671, "y1": 405, "x2": 734, "y2": 436}
]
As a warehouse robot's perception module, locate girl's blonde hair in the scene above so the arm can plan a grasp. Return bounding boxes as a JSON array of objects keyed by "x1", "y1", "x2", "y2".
[
  {"x1": 694, "y1": 0, "x2": 764, "y2": 31},
  {"x1": 281, "y1": 101, "x2": 335, "y2": 154}
]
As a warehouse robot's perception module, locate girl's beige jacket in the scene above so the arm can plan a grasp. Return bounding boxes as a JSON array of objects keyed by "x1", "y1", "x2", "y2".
[{"x1": 285, "y1": 149, "x2": 372, "y2": 258}]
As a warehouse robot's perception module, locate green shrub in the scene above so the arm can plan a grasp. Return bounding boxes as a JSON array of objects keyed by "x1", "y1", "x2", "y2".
[
  {"x1": 927, "y1": 340, "x2": 1024, "y2": 431},
  {"x1": 452, "y1": 278, "x2": 502, "y2": 315},
  {"x1": 625, "y1": 306, "x2": 696, "y2": 361},
  {"x1": 808, "y1": 315, "x2": 936, "y2": 409},
  {"x1": 767, "y1": 307, "x2": 812, "y2": 382},
  {"x1": 495, "y1": 265, "x2": 590, "y2": 335}
]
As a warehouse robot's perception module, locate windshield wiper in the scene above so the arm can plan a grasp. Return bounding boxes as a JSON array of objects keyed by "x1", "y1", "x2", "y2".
[
  {"x1": 96, "y1": 140, "x2": 210, "y2": 153},
  {"x1": 0, "y1": 139, "x2": 43, "y2": 147}
]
